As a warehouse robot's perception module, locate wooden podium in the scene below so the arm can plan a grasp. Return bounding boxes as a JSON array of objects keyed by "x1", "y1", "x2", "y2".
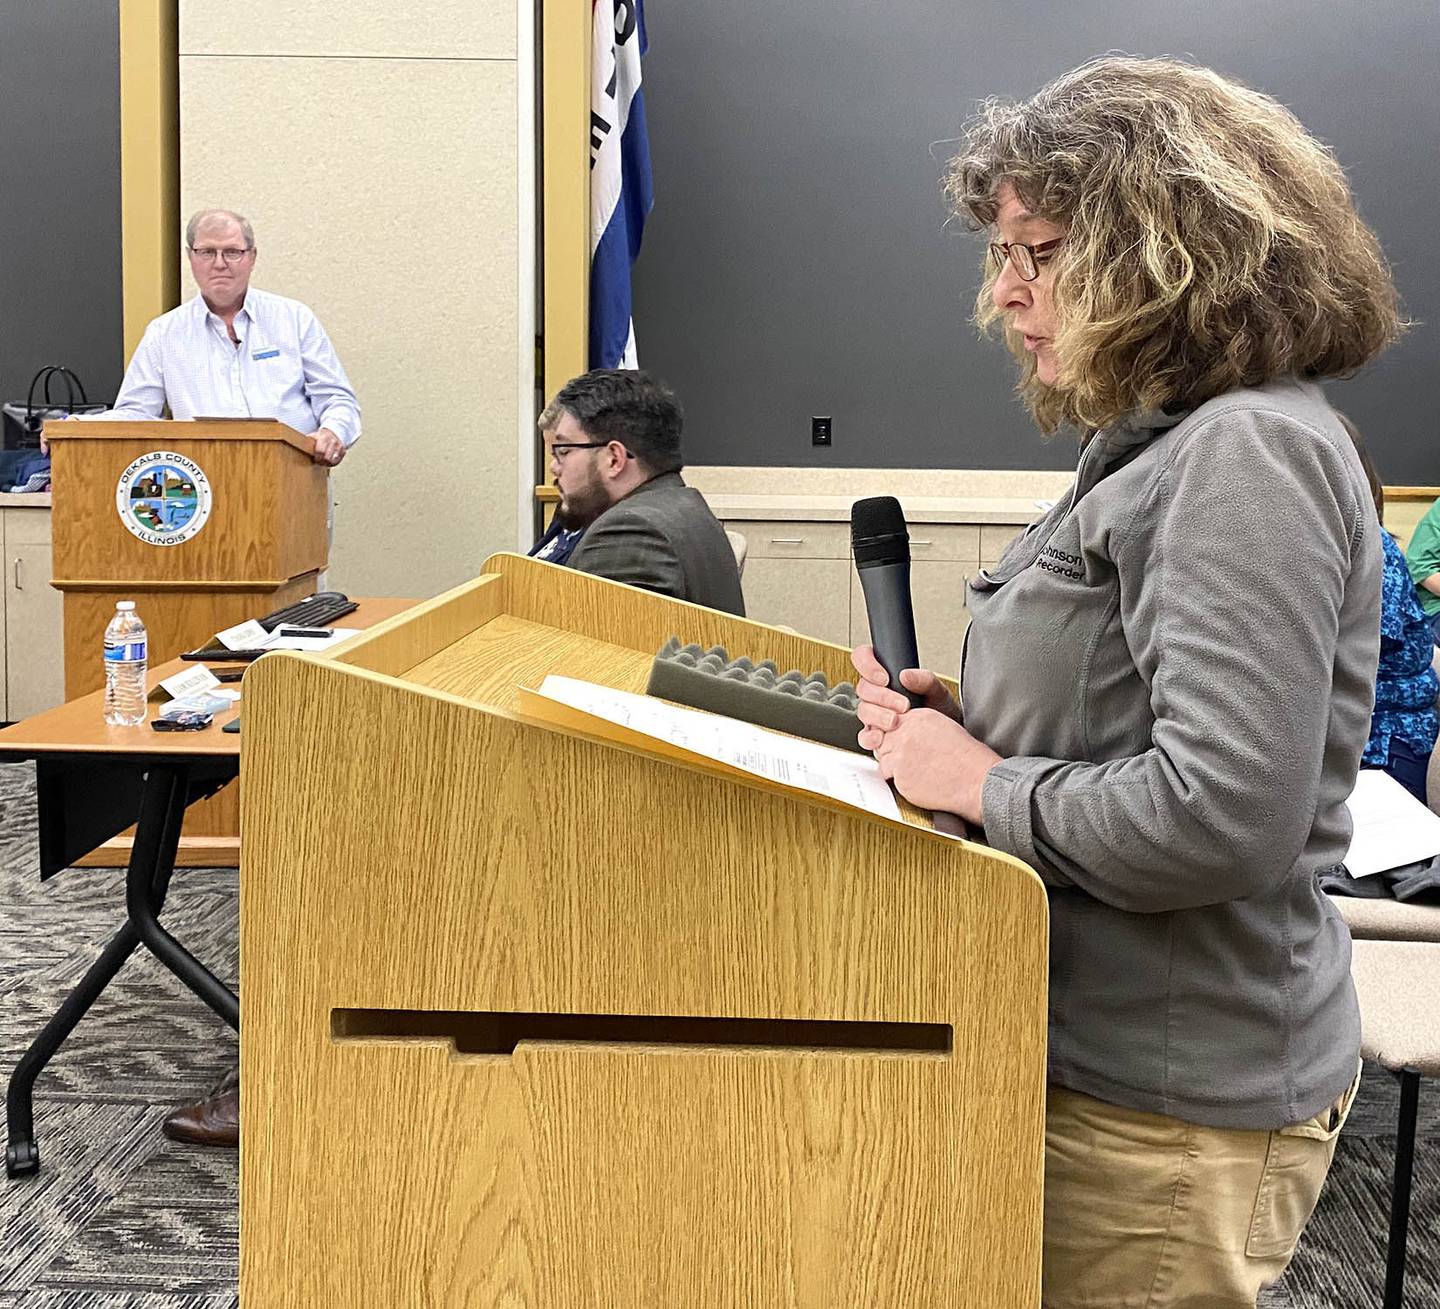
[
  {"x1": 46, "y1": 419, "x2": 327, "y2": 865},
  {"x1": 46, "y1": 418, "x2": 327, "y2": 697},
  {"x1": 240, "y1": 554, "x2": 1049, "y2": 1306}
]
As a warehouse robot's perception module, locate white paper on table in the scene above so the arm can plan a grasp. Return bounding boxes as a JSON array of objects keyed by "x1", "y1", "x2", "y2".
[
  {"x1": 1342, "y1": 769, "x2": 1440, "y2": 878},
  {"x1": 215, "y1": 618, "x2": 357, "y2": 653},
  {"x1": 260, "y1": 627, "x2": 360, "y2": 652},
  {"x1": 535, "y1": 675, "x2": 902, "y2": 822}
]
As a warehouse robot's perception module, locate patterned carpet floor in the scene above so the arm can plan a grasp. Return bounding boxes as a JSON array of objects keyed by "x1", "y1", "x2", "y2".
[{"x1": 0, "y1": 760, "x2": 1436, "y2": 1306}]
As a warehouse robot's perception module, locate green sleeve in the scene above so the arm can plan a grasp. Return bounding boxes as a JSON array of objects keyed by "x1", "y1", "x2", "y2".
[{"x1": 1405, "y1": 500, "x2": 1440, "y2": 586}]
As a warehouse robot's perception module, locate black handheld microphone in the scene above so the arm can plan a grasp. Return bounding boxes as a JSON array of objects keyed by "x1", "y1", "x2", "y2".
[{"x1": 851, "y1": 496, "x2": 924, "y2": 709}]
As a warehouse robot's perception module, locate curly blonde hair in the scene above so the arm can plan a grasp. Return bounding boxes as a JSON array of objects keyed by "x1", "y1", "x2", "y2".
[{"x1": 946, "y1": 56, "x2": 1404, "y2": 434}]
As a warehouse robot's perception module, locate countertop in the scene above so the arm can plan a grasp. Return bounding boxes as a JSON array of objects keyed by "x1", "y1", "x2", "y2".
[{"x1": 701, "y1": 493, "x2": 1052, "y2": 525}]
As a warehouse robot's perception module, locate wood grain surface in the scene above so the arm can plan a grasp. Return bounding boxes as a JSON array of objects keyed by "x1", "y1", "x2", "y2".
[
  {"x1": 0, "y1": 598, "x2": 413, "y2": 756},
  {"x1": 240, "y1": 555, "x2": 1045, "y2": 1305},
  {"x1": 49, "y1": 419, "x2": 328, "y2": 708},
  {"x1": 48, "y1": 421, "x2": 326, "y2": 587},
  {"x1": 0, "y1": 599, "x2": 415, "y2": 869},
  {"x1": 60, "y1": 580, "x2": 316, "y2": 701}
]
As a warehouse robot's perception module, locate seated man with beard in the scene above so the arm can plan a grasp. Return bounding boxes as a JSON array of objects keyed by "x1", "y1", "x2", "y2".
[{"x1": 530, "y1": 369, "x2": 745, "y2": 615}]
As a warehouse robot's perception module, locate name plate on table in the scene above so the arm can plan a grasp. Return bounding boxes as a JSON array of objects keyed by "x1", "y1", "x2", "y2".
[{"x1": 159, "y1": 665, "x2": 222, "y2": 701}]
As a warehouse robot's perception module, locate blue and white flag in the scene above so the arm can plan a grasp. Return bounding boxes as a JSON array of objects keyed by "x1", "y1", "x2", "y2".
[{"x1": 589, "y1": 0, "x2": 653, "y2": 369}]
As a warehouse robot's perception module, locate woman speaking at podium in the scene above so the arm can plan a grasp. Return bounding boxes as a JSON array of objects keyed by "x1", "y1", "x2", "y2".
[{"x1": 854, "y1": 57, "x2": 1400, "y2": 1307}]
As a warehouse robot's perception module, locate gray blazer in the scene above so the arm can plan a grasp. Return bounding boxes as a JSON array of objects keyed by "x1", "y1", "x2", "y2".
[{"x1": 567, "y1": 471, "x2": 745, "y2": 616}]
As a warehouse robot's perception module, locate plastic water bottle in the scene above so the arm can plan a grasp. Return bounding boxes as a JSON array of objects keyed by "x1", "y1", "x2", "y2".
[{"x1": 103, "y1": 601, "x2": 148, "y2": 726}]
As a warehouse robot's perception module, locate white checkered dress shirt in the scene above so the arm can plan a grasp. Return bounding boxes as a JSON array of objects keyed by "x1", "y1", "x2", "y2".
[{"x1": 103, "y1": 289, "x2": 361, "y2": 446}]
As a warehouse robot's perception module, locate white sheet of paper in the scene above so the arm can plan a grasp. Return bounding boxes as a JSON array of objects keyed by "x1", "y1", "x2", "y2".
[
  {"x1": 536, "y1": 675, "x2": 902, "y2": 822},
  {"x1": 1343, "y1": 769, "x2": 1440, "y2": 878},
  {"x1": 216, "y1": 619, "x2": 358, "y2": 653}
]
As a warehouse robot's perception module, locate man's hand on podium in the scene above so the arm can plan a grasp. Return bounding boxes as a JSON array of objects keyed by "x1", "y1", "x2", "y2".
[
  {"x1": 309, "y1": 428, "x2": 346, "y2": 466},
  {"x1": 40, "y1": 411, "x2": 84, "y2": 456}
]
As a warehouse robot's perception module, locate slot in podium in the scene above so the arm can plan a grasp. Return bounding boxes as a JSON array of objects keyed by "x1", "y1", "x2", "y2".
[
  {"x1": 45, "y1": 418, "x2": 327, "y2": 865},
  {"x1": 241, "y1": 553, "x2": 1048, "y2": 1305}
]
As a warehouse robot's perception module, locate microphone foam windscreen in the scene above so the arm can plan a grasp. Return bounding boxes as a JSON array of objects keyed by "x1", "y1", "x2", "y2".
[
  {"x1": 646, "y1": 637, "x2": 863, "y2": 754},
  {"x1": 851, "y1": 495, "x2": 906, "y2": 541},
  {"x1": 851, "y1": 495, "x2": 910, "y2": 567}
]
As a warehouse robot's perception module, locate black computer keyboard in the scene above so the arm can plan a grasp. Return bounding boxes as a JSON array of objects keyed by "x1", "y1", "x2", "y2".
[
  {"x1": 182, "y1": 646, "x2": 268, "y2": 662},
  {"x1": 257, "y1": 590, "x2": 357, "y2": 631},
  {"x1": 179, "y1": 591, "x2": 359, "y2": 662}
]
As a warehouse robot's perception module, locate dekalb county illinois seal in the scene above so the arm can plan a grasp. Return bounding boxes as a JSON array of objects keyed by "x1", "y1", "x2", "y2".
[{"x1": 115, "y1": 451, "x2": 213, "y2": 546}]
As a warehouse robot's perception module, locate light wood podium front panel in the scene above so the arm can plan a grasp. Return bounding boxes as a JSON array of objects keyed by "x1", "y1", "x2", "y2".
[{"x1": 241, "y1": 555, "x2": 1045, "y2": 1305}]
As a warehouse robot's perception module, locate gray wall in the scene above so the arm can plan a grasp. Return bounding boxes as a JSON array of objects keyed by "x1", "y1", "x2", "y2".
[
  {"x1": 632, "y1": 1, "x2": 1439, "y2": 482},
  {"x1": 0, "y1": 1, "x2": 123, "y2": 416}
]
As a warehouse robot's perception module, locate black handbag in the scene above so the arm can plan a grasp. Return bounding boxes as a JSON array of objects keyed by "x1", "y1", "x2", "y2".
[{"x1": 2, "y1": 365, "x2": 108, "y2": 449}]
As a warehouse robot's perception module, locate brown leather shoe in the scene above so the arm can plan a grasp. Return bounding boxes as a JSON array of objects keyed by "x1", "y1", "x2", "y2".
[{"x1": 163, "y1": 1078, "x2": 240, "y2": 1147}]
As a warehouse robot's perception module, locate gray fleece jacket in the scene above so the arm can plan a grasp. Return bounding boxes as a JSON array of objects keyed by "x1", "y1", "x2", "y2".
[{"x1": 962, "y1": 379, "x2": 1378, "y2": 1130}]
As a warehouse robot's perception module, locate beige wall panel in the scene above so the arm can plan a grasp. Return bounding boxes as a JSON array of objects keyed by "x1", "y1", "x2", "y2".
[
  {"x1": 180, "y1": 0, "x2": 514, "y2": 61},
  {"x1": 181, "y1": 56, "x2": 519, "y2": 598},
  {"x1": 1385, "y1": 496, "x2": 1434, "y2": 550}
]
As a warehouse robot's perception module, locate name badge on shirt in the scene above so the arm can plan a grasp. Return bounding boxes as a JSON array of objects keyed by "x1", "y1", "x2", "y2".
[{"x1": 252, "y1": 348, "x2": 280, "y2": 360}]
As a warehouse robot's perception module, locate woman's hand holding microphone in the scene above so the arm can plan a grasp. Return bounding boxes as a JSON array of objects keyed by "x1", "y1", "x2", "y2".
[{"x1": 851, "y1": 645, "x2": 1001, "y2": 825}]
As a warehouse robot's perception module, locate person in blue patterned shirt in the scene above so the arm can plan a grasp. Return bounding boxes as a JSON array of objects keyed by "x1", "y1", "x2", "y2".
[{"x1": 1342, "y1": 416, "x2": 1438, "y2": 803}]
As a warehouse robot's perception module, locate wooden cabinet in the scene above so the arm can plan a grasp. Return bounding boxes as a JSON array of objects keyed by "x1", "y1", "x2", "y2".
[
  {"x1": 849, "y1": 558, "x2": 972, "y2": 680},
  {"x1": 735, "y1": 521, "x2": 852, "y2": 645},
  {"x1": 724, "y1": 515, "x2": 1031, "y2": 676},
  {"x1": 981, "y1": 524, "x2": 1024, "y2": 568},
  {"x1": 746, "y1": 557, "x2": 852, "y2": 645},
  {"x1": 1, "y1": 501, "x2": 64, "y2": 721},
  {"x1": 847, "y1": 526, "x2": 981, "y2": 679}
]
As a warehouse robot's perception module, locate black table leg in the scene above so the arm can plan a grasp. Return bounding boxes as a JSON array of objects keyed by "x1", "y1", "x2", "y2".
[
  {"x1": 126, "y1": 764, "x2": 240, "y2": 1031},
  {"x1": 5, "y1": 920, "x2": 147, "y2": 1177},
  {"x1": 5, "y1": 761, "x2": 239, "y2": 1179},
  {"x1": 1382, "y1": 1067, "x2": 1421, "y2": 1309}
]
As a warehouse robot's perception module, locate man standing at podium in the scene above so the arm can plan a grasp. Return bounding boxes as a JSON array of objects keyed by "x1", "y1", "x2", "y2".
[
  {"x1": 128, "y1": 208, "x2": 359, "y2": 1149},
  {"x1": 98, "y1": 208, "x2": 360, "y2": 467},
  {"x1": 534, "y1": 369, "x2": 744, "y2": 615}
]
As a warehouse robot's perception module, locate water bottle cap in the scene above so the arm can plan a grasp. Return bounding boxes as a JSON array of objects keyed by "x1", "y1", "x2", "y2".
[{"x1": 116, "y1": 601, "x2": 135, "y2": 611}]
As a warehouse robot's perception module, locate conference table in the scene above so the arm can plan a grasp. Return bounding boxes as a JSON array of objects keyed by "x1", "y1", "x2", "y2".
[{"x1": 0, "y1": 597, "x2": 413, "y2": 1178}]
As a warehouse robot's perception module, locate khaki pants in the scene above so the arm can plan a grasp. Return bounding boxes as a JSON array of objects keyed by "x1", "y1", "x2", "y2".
[{"x1": 1042, "y1": 1070, "x2": 1359, "y2": 1308}]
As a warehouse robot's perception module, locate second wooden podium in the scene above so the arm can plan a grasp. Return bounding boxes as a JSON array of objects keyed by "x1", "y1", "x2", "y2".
[
  {"x1": 45, "y1": 418, "x2": 327, "y2": 699},
  {"x1": 45, "y1": 418, "x2": 327, "y2": 865},
  {"x1": 239, "y1": 554, "x2": 1049, "y2": 1305}
]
